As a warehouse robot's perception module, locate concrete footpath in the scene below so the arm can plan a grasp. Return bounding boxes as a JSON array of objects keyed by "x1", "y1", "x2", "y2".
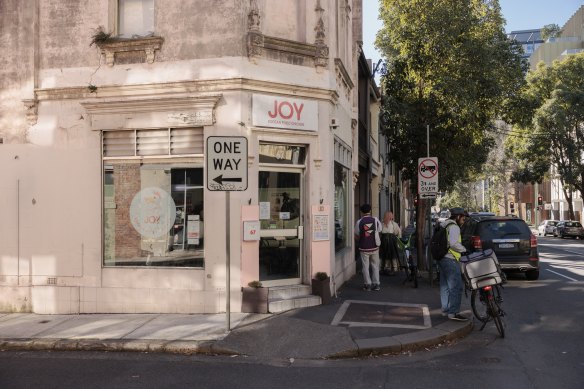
[{"x1": 0, "y1": 271, "x2": 473, "y2": 359}]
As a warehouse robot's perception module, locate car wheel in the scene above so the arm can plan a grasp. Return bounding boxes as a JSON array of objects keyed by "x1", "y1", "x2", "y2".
[{"x1": 526, "y1": 270, "x2": 539, "y2": 280}]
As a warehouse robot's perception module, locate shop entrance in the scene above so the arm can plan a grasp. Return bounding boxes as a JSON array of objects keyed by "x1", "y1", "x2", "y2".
[{"x1": 258, "y1": 168, "x2": 304, "y2": 286}]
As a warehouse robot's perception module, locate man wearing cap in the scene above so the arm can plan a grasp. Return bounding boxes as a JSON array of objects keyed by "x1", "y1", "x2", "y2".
[
  {"x1": 438, "y1": 207, "x2": 469, "y2": 321},
  {"x1": 355, "y1": 204, "x2": 383, "y2": 291}
]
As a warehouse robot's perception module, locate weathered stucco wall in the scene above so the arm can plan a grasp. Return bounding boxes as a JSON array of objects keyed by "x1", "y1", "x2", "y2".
[{"x1": 0, "y1": 0, "x2": 34, "y2": 143}]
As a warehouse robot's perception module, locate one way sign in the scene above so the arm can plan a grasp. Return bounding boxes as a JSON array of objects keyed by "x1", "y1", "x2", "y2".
[{"x1": 206, "y1": 136, "x2": 248, "y2": 191}]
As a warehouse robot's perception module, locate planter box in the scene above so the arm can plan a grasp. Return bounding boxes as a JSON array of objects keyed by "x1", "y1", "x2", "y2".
[
  {"x1": 241, "y1": 287, "x2": 269, "y2": 313},
  {"x1": 311, "y1": 277, "x2": 332, "y2": 305}
]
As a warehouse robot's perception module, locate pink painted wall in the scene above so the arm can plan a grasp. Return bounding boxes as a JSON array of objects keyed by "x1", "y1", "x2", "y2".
[
  {"x1": 310, "y1": 204, "x2": 331, "y2": 279},
  {"x1": 240, "y1": 205, "x2": 260, "y2": 287}
]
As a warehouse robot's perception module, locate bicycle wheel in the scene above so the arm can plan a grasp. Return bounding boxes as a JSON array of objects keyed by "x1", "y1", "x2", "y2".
[
  {"x1": 487, "y1": 295, "x2": 505, "y2": 338},
  {"x1": 471, "y1": 289, "x2": 489, "y2": 322}
]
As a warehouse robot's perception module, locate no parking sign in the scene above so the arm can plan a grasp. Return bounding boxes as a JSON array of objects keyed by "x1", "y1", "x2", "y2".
[{"x1": 418, "y1": 157, "x2": 438, "y2": 197}]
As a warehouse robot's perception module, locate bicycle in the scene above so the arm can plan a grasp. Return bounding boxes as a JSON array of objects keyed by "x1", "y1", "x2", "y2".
[
  {"x1": 396, "y1": 234, "x2": 418, "y2": 288},
  {"x1": 470, "y1": 282, "x2": 505, "y2": 338},
  {"x1": 460, "y1": 249, "x2": 506, "y2": 338}
]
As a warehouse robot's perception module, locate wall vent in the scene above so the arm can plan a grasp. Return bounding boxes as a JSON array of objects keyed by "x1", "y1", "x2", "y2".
[{"x1": 47, "y1": 277, "x2": 57, "y2": 285}]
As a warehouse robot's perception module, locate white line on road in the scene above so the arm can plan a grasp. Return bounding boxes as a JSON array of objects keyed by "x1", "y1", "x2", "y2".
[{"x1": 546, "y1": 268, "x2": 578, "y2": 281}]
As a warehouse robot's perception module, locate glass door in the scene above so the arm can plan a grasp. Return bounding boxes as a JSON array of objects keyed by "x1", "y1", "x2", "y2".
[{"x1": 258, "y1": 169, "x2": 303, "y2": 285}]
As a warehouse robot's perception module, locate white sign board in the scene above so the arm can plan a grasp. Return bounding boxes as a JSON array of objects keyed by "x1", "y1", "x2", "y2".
[
  {"x1": 418, "y1": 157, "x2": 439, "y2": 195},
  {"x1": 252, "y1": 94, "x2": 318, "y2": 131},
  {"x1": 207, "y1": 136, "x2": 248, "y2": 191}
]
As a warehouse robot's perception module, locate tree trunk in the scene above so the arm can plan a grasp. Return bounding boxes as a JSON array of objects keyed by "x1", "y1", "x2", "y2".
[{"x1": 415, "y1": 201, "x2": 428, "y2": 271}]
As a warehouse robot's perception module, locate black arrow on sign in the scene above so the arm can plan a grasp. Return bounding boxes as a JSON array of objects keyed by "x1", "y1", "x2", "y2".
[{"x1": 213, "y1": 175, "x2": 242, "y2": 185}]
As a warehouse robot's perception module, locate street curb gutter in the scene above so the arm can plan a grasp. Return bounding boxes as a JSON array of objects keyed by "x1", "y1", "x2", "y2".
[
  {"x1": 0, "y1": 321, "x2": 473, "y2": 359},
  {"x1": 0, "y1": 339, "x2": 219, "y2": 356}
]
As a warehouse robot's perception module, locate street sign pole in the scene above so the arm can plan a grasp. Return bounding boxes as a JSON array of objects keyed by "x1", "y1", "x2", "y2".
[
  {"x1": 206, "y1": 136, "x2": 248, "y2": 333},
  {"x1": 226, "y1": 191, "x2": 230, "y2": 332}
]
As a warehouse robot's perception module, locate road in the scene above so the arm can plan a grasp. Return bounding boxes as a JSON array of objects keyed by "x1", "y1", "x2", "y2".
[{"x1": 1, "y1": 236, "x2": 582, "y2": 389}]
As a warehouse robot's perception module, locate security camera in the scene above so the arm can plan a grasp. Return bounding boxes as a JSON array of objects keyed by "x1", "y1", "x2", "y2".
[{"x1": 329, "y1": 117, "x2": 339, "y2": 130}]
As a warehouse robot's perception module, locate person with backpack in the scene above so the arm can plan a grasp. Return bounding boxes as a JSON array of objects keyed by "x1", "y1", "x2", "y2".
[
  {"x1": 437, "y1": 207, "x2": 469, "y2": 321},
  {"x1": 354, "y1": 204, "x2": 383, "y2": 291}
]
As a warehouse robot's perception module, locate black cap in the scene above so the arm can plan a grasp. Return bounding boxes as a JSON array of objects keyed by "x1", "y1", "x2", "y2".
[
  {"x1": 360, "y1": 204, "x2": 372, "y2": 213},
  {"x1": 449, "y1": 207, "x2": 469, "y2": 217}
]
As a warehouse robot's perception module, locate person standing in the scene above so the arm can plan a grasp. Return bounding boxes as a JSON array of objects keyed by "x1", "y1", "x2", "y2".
[
  {"x1": 355, "y1": 204, "x2": 382, "y2": 291},
  {"x1": 438, "y1": 207, "x2": 469, "y2": 321},
  {"x1": 380, "y1": 211, "x2": 402, "y2": 275}
]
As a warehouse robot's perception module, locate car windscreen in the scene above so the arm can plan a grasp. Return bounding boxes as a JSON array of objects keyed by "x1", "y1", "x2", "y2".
[
  {"x1": 476, "y1": 220, "x2": 532, "y2": 240},
  {"x1": 566, "y1": 222, "x2": 582, "y2": 227},
  {"x1": 549, "y1": 221, "x2": 558, "y2": 226}
]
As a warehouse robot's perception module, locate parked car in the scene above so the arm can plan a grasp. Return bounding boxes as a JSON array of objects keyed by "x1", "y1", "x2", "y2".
[
  {"x1": 553, "y1": 220, "x2": 584, "y2": 239},
  {"x1": 537, "y1": 219, "x2": 559, "y2": 236},
  {"x1": 469, "y1": 212, "x2": 496, "y2": 221},
  {"x1": 467, "y1": 216, "x2": 539, "y2": 280}
]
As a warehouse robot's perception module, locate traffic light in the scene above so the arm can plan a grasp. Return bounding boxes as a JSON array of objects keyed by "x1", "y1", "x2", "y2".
[
  {"x1": 510, "y1": 201, "x2": 515, "y2": 213},
  {"x1": 537, "y1": 195, "x2": 543, "y2": 206}
]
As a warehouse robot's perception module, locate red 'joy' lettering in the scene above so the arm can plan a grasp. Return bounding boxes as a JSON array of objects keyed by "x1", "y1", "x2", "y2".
[{"x1": 268, "y1": 100, "x2": 305, "y2": 120}]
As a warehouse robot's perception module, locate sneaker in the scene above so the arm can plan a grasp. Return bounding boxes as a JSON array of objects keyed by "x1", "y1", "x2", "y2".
[
  {"x1": 448, "y1": 313, "x2": 469, "y2": 321},
  {"x1": 372, "y1": 284, "x2": 380, "y2": 291},
  {"x1": 362, "y1": 284, "x2": 371, "y2": 291}
]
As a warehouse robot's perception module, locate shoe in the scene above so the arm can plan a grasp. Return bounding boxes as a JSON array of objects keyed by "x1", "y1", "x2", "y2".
[
  {"x1": 448, "y1": 313, "x2": 469, "y2": 321},
  {"x1": 441, "y1": 311, "x2": 448, "y2": 317},
  {"x1": 362, "y1": 284, "x2": 371, "y2": 291},
  {"x1": 372, "y1": 284, "x2": 380, "y2": 291}
]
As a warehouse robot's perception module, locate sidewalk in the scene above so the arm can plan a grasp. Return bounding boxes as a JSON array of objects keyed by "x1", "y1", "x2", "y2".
[{"x1": 0, "y1": 271, "x2": 473, "y2": 359}]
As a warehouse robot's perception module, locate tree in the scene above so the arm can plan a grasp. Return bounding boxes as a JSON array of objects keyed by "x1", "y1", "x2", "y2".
[
  {"x1": 541, "y1": 24, "x2": 562, "y2": 41},
  {"x1": 376, "y1": 0, "x2": 526, "y2": 263},
  {"x1": 505, "y1": 53, "x2": 584, "y2": 220}
]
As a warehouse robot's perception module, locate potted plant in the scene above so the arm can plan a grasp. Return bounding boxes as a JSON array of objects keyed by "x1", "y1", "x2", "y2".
[
  {"x1": 241, "y1": 280, "x2": 269, "y2": 313},
  {"x1": 311, "y1": 272, "x2": 332, "y2": 304}
]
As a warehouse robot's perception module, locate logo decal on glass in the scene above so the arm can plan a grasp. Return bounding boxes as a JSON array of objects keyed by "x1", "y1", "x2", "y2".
[{"x1": 130, "y1": 187, "x2": 176, "y2": 238}]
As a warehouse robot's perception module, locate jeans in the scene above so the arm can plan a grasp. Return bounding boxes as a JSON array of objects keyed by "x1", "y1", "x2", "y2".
[
  {"x1": 438, "y1": 257, "x2": 463, "y2": 315},
  {"x1": 360, "y1": 249, "x2": 380, "y2": 286}
]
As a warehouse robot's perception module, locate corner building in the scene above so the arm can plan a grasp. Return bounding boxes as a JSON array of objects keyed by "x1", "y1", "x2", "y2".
[{"x1": 0, "y1": 0, "x2": 361, "y2": 313}]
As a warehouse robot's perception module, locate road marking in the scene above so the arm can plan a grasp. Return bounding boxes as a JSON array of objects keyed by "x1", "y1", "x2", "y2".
[
  {"x1": 330, "y1": 300, "x2": 432, "y2": 329},
  {"x1": 546, "y1": 269, "x2": 578, "y2": 281}
]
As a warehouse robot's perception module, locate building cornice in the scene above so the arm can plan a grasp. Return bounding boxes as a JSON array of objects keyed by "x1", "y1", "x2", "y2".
[{"x1": 35, "y1": 77, "x2": 339, "y2": 104}]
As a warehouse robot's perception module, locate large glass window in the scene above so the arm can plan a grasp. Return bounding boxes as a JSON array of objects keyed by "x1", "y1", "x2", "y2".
[
  {"x1": 104, "y1": 163, "x2": 204, "y2": 267},
  {"x1": 334, "y1": 162, "x2": 350, "y2": 251},
  {"x1": 118, "y1": 0, "x2": 154, "y2": 38}
]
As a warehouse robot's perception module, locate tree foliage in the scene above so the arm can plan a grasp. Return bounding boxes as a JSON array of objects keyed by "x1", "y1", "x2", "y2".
[
  {"x1": 541, "y1": 24, "x2": 562, "y2": 41},
  {"x1": 505, "y1": 53, "x2": 584, "y2": 219},
  {"x1": 375, "y1": 0, "x2": 526, "y2": 260},
  {"x1": 376, "y1": 0, "x2": 526, "y2": 192}
]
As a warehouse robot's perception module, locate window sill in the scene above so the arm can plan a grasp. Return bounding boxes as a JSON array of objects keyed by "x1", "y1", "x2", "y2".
[{"x1": 97, "y1": 36, "x2": 164, "y2": 67}]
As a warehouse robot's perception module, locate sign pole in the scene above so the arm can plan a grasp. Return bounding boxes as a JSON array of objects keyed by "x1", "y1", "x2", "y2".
[
  {"x1": 206, "y1": 136, "x2": 248, "y2": 333},
  {"x1": 226, "y1": 191, "x2": 231, "y2": 332}
]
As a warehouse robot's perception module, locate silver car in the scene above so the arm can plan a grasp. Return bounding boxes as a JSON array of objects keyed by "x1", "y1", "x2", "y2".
[
  {"x1": 537, "y1": 220, "x2": 559, "y2": 236},
  {"x1": 553, "y1": 221, "x2": 584, "y2": 239}
]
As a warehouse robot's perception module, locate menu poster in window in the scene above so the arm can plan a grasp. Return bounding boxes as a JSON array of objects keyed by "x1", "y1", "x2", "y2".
[
  {"x1": 187, "y1": 215, "x2": 200, "y2": 245},
  {"x1": 313, "y1": 214, "x2": 329, "y2": 241},
  {"x1": 259, "y1": 202, "x2": 270, "y2": 220}
]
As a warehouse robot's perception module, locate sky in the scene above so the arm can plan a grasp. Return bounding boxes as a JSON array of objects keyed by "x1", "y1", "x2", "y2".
[{"x1": 362, "y1": 0, "x2": 584, "y2": 69}]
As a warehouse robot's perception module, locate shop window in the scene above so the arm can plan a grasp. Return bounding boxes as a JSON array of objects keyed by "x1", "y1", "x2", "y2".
[
  {"x1": 118, "y1": 0, "x2": 154, "y2": 38},
  {"x1": 334, "y1": 161, "x2": 350, "y2": 251},
  {"x1": 103, "y1": 163, "x2": 204, "y2": 267},
  {"x1": 259, "y1": 144, "x2": 306, "y2": 165},
  {"x1": 102, "y1": 128, "x2": 204, "y2": 268}
]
